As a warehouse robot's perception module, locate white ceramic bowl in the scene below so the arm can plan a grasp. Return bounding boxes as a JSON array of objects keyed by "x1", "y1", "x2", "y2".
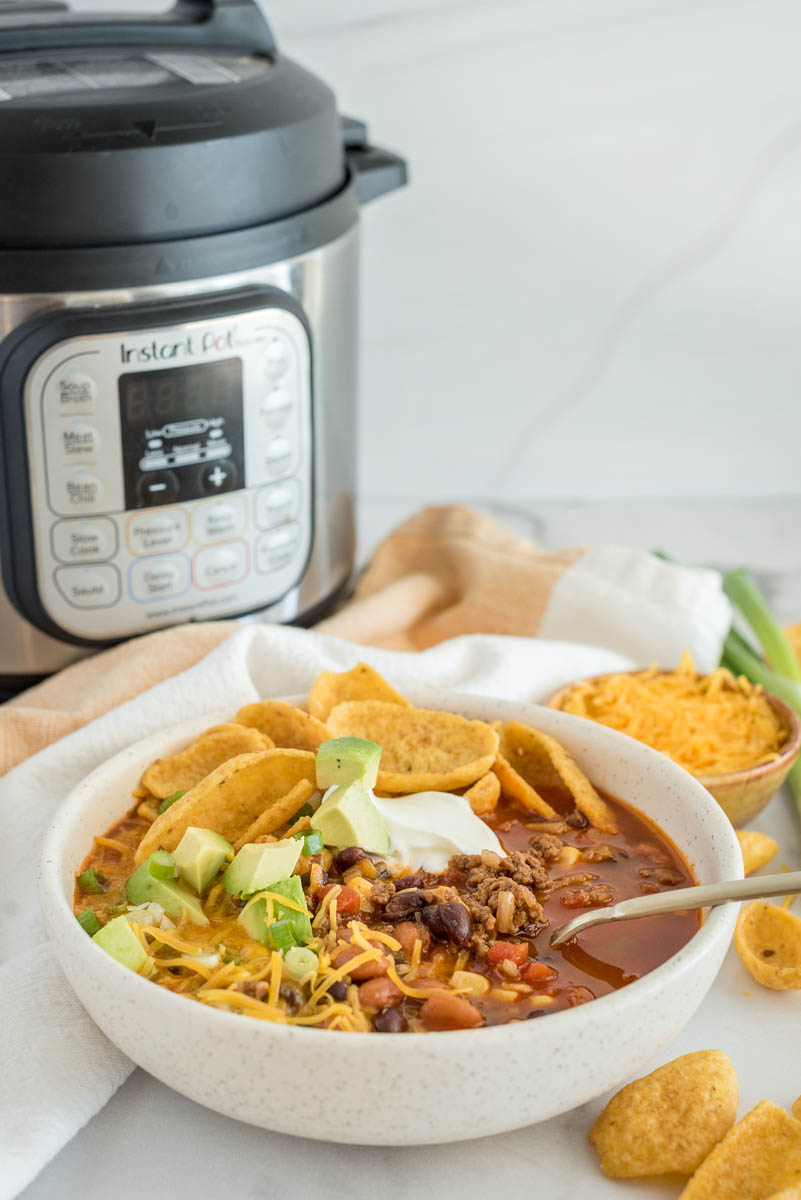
[{"x1": 39, "y1": 693, "x2": 742, "y2": 1145}]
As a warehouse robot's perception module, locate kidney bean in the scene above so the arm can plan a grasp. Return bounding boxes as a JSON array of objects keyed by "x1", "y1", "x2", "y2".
[
  {"x1": 358, "y1": 976, "x2": 402, "y2": 1009},
  {"x1": 328, "y1": 980, "x2": 348, "y2": 1001},
  {"x1": 392, "y1": 921, "x2": 431, "y2": 958},
  {"x1": 392, "y1": 874, "x2": 426, "y2": 891},
  {"x1": 383, "y1": 889, "x2": 427, "y2": 920},
  {"x1": 420, "y1": 901, "x2": 472, "y2": 946},
  {"x1": 419, "y1": 992, "x2": 483, "y2": 1031},
  {"x1": 487, "y1": 941, "x2": 529, "y2": 967},
  {"x1": 316, "y1": 884, "x2": 362, "y2": 915},
  {"x1": 336, "y1": 846, "x2": 369, "y2": 871},
  {"x1": 332, "y1": 942, "x2": 389, "y2": 981},
  {"x1": 373, "y1": 1007, "x2": 408, "y2": 1033}
]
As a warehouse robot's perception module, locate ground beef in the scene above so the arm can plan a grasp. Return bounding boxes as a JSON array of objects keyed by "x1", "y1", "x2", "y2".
[
  {"x1": 639, "y1": 866, "x2": 684, "y2": 886},
  {"x1": 464, "y1": 877, "x2": 546, "y2": 952},
  {"x1": 369, "y1": 878, "x2": 396, "y2": 908},
  {"x1": 526, "y1": 834, "x2": 564, "y2": 864},
  {"x1": 580, "y1": 844, "x2": 616, "y2": 863},
  {"x1": 559, "y1": 884, "x2": 615, "y2": 908},
  {"x1": 452, "y1": 849, "x2": 551, "y2": 893}
]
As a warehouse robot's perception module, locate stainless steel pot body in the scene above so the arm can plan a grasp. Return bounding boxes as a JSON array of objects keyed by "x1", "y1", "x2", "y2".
[{"x1": 0, "y1": 226, "x2": 358, "y2": 684}]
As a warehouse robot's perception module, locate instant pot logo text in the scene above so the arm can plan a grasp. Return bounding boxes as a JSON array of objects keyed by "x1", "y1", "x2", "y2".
[{"x1": 120, "y1": 327, "x2": 237, "y2": 364}]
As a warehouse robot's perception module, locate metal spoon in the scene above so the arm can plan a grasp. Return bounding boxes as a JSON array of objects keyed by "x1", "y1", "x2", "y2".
[{"x1": 549, "y1": 870, "x2": 801, "y2": 947}]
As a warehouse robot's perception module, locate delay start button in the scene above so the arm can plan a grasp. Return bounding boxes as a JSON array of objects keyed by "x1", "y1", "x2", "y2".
[
  {"x1": 129, "y1": 554, "x2": 190, "y2": 601},
  {"x1": 127, "y1": 509, "x2": 188, "y2": 555},
  {"x1": 54, "y1": 564, "x2": 120, "y2": 608}
]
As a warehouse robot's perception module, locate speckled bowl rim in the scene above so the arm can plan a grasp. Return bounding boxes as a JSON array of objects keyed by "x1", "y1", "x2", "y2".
[
  {"x1": 547, "y1": 672, "x2": 801, "y2": 789},
  {"x1": 39, "y1": 691, "x2": 743, "y2": 1052}
]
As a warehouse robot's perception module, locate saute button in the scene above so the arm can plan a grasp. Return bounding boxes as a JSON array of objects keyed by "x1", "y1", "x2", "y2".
[
  {"x1": 137, "y1": 470, "x2": 179, "y2": 507},
  {"x1": 264, "y1": 435, "x2": 293, "y2": 476},
  {"x1": 255, "y1": 523, "x2": 300, "y2": 573},
  {"x1": 127, "y1": 509, "x2": 188, "y2": 555},
  {"x1": 52, "y1": 517, "x2": 116, "y2": 563},
  {"x1": 254, "y1": 480, "x2": 300, "y2": 529},
  {"x1": 61, "y1": 420, "x2": 100, "y2": 459},
  {"x1": 64, "y1": 470, "x2": 103, "y2": 509},
  {"x1": 193, "y1": 496, "x2": 246, "y2": 543},
  {"x1": 129, "y1": 555, "x2": 190, "y2": 601},
  {"x1": 194, "y1": 541, "x2": 248, "y2": 589},
  {"x1": 55, "y1": 564, "x2": 120, "y2": 608}
]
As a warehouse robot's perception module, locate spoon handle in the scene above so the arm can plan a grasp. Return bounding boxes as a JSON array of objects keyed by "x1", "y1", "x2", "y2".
[{"x1": 549, "y1": 870, "x2": 801, "y2": 947}]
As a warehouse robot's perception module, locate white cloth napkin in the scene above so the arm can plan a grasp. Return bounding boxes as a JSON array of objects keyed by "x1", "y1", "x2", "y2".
[{"x1": 0, "y1": 555, "x2": 731, "y2": 1199}]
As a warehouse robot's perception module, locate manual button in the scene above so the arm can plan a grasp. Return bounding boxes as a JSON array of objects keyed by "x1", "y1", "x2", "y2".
[
  {"x1": 194, "y1": 541, "x2": 248, "y2": 589},
  {"x1": 52, "y1": 517, "x2": 116, "y2": 564},
  {"x1": 127, "y1": 509, "x2": 188, "y2": 555},
  {"x1": 55, "y1": 564, "x2": 120, "y2": 608},
  {"x1": 129, "y1": 554, "x2": 190, "y2": 601}
]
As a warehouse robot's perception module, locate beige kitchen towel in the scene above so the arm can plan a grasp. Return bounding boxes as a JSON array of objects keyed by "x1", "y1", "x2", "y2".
[{"x1": 0, "y1": 504, "x2": 730, "y2": 774}]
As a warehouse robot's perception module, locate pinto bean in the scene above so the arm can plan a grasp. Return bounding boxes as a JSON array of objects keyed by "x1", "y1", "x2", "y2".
[
  {"x1": 332, "y1": 942, "x2": 389, "y2": 981},
  {"x1": 393, "y1": 921, "x2": 432, "y2": 958},
  {"x1": 419, "y1": 991, "x2": 483, "y2": 1031},
  {"x1": 420, "y1": 901, "x2": 473, "y2": 946},
  {"x1": 358, "y1": 976, "x2": 402, "y2": 1009},
  {"x1": 383, "y1": 889, "x2": 427, "y2": 920},
  {"x1": 373, "y1": 1007, "x2": 407, "y2": 1033}
]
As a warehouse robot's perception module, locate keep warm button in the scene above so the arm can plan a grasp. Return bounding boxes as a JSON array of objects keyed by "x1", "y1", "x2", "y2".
[
  {"x1": 55, "y1": 564, "x2": 120, "y2": 609},
  {"x1": 194, "y1": 541, "x2": 248, "y2": 590}
]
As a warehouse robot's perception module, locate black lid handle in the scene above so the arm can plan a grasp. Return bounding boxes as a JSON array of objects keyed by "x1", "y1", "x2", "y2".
[{"x1": 0, "y1": 0, "x2": 275, "y2": 55}]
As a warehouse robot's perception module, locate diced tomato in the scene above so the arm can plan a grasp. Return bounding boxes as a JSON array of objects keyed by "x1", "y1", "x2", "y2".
[
  {"x1": 487, "y1": 941, "x2": 529, "y2": 967},
  {"x1": 522, "y1": 961, "x2": 558, "y2": 985},
  {"x1": 316, "y1": 884, "x2": 361, "y2": 915}
]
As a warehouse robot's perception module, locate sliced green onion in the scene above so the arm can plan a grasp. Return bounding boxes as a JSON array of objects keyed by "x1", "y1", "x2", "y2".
[
  {"x1": 147, "y1": 850, "x2": 177, "y2": 880},
  {"x1": 219, "y1": 944, "x2": 243, "y2": 965},
  {"x1": 723, "y1": 568, "x2": 801, "y2": 682},
  {"x1": 76, "y1": 909, "x2": 102, "y2": 936},
  {"x1": 291, "y1": 828, "x2": 324, "y2": 855},
  {"x1": 77, "y1": 868, "x2": 107, "y2": 894},
  {"x1": 284, "y1": 945, "x2": 318, "y2": 979},
  {"x1": 108, "y1": 904, "x2": 128, "y2": 917},
  {"x1": 289, "y1": 802, "x2": 314, "y2": 822},
  {"x1": 158, "y1": 789, "x2": 186, "y2": 814},
  {"x1": 267, "y1": 919, "x2": 298, "y2": 953}
]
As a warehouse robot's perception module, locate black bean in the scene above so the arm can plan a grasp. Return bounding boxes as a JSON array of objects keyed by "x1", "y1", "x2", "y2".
[
  {"x1": 566, "y1": 810, "x2": 589, "y2": 830},
  {"x1": 393, "y1": 874, "x2": 425, "y2": 891},
  {"x1": 383, "y1": 889, "x2": 427, "y2": 920},
  {"x1": 328, "y1": 980, "x2": 348, "y2": 1001},
  {"x1": 420, "y1": 901, "x2": 473, "y2": 946},
  {"x1": 336, "y1": 847, "x2": 369, "y2": 871},
  {"x1": 372, "y1": 1007, "x2": 407, "y2": 1033}
]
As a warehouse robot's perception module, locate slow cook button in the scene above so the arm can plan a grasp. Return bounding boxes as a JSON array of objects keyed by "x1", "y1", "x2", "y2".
[
  {"x1": 254, "y1": 480, "x2": 300, "y2": 529},
  {"x1": 255, "y1": 523, "x2": 300, "y2": 574},
  {"x1": 193, "y1": 496, "x2": 246, "y2": 543},
  {"x1": 55, "y1": 564, "x2": 120, "y2": 608},
  {"x1": 194, "y1": 541, "x2": 248, "y2": 589},
  {"x1": 127, "y1": 509, "x2": 188, "y2": 555},
  {"x1": 52, "y1": 517, "x2": 116, "y2": 563},
  {"x1": 129, "y1": 554, "x2": 190, "y2": 601}
]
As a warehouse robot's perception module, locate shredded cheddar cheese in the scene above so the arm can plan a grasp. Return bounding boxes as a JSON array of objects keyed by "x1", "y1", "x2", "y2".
[{"x1": 556, "y1": 652, "x2": 788, "y2": 776}]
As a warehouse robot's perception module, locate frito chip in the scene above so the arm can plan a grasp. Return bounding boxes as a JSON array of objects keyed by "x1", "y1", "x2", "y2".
[
  {"x1": 735, "y1": 901, "x2": 801, "y2": 990},
  {"x1": 737, "y1": 829, "x2": 779, "y2": 876},
  {"x1": 308, "y1": 662, "x2": 411, "y2": 723},
  {"x1": 492, "y1": 753, "x2": 557, "y2": 819},
  {"x1": 794, "y1": 1096, "x2": 801, "y2": 1122},
  {"x1": 135, "y1": 749, "x2": 316, "y2": 862},
  {"x1": 233, "y1": 779, "x2": 316, "y2": 850},
  {"x1": 140, "y1": 724, "x2": 274, "y2": 799},
  {"x1": 680, "y1": 1101, "x2": 801, "y2": 1199},
  {"x1": 498, "y1": 721, "x2": 618, "y2": 834},
  {"x1": 589, "y1": 1050, "x2": 738, "y2": 1178},
  {"x1": 767, "y1": 1189, "x2": 801, "y2": 1200},
  {"x1": 463, "y1": 772, "x2": 501, "y2": 816},
  {"x1": 326, "y1": 700, "x2": 498, "y2": 793},
  {"x1": 235, "y1": 700, "x2": 330, "y2": 752}
]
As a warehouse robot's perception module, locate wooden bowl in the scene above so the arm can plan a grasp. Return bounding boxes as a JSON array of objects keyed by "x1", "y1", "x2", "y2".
[{"x1": 547, "y1": 675, "x2": 801, "y2": 828}]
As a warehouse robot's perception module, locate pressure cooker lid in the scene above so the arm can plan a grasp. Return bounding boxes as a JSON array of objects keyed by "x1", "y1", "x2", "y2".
[{"x1": 0, "y1": 1, "x2": 348, "y2": 248}]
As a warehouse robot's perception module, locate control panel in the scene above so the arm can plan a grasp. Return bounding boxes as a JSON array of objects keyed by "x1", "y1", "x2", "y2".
[{"x1": 22, "y1": 303, "x2": 312, "y2": 641}]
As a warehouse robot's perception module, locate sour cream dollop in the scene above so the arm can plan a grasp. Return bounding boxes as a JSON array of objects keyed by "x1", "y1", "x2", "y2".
[{"x1": 371, "y1": 790, "x2": 503, "y2": 872}]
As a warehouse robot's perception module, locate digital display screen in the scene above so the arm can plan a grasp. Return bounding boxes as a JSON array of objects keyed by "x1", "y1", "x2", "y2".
[{"x1": 118, "y1": 358, "x2": 245, "y2": 509}]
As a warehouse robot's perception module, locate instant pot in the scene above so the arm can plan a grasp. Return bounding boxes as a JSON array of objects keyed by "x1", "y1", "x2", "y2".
[{"x1": 0, "y1": 0, "x2": 406, "y2": 691}]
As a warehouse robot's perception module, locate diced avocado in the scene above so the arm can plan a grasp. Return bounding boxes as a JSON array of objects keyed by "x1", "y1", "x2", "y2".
[
  {"x1": 173, "y1": 826, "x2": 233, "y2": 894},
  {"x1": 311, "y1": 778, "x2": 390, "y2": 854},
  {"x1": 92, "y1": 915, "x2": 148, "y2": 973},
  {"x1": 316, "y1": 737, "x2": 382, "y2": 790},
  {"x1": 238, "y1": 874, "x2": 313, "y2": 947},
  {"x1": 126, "y1": 855, "x2": 209, "y2": 925},
  {"x1": 223, "y1": 838, "x2": 301, "y2": 898}
]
